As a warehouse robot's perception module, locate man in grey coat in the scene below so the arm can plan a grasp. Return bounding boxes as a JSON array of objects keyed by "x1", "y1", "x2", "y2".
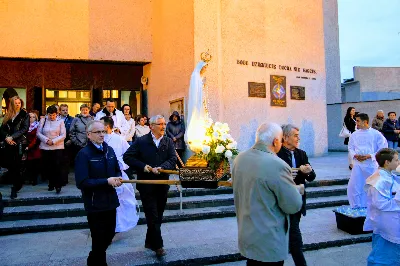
[{"x1": 232, "y1": 122, "x2": 303, "y2": 265}]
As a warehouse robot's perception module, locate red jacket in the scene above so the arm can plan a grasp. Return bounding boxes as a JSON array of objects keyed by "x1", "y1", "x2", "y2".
[{"x1": 27, "y1": 128, "x2": 41, "y2": 160}]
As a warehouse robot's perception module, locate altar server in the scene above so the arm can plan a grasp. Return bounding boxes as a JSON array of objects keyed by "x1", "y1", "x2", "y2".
[
  {"x1": 364, "y1": 148, "x2": 400, "y2": 265},
  {"x1": 100, "y1": 117, "x2": 139, "y2": 233},
  {"x1": 348, "y1": 113, "x2": 388, "y2": 208},
  {"x1": 95, "y1": 99, "x2": 128, "y2": 137}
]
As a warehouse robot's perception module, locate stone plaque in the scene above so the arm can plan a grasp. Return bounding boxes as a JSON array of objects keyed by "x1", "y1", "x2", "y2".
[
  {"x1": 248, "y1": 82, "x2": 266, "y2": 98},
  {"x1": 290, "y1": 86, "x2": 305, "y2": 100}
]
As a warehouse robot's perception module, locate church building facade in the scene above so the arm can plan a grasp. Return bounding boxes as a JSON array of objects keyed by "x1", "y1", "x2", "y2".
[{"x1": 0, "y1": 0, "x2": 341, "y2": 155}]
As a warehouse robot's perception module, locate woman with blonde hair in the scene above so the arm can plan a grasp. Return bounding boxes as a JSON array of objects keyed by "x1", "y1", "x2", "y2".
[{"x1": 0, "y1": 96, "x2": 29, "y2": 199}]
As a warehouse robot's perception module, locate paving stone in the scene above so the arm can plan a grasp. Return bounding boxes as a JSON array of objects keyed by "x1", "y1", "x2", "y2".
[{"x1": 0, "y1": 207, "x2": 371, "y2": 266}]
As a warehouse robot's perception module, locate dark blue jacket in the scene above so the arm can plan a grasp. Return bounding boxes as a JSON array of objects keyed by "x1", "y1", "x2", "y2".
[
  {"x1": 74, "y1": 141, "x2": 120, "y2": 212},
  {"x1": 123, "y1": 133, "x2": 177, "y2": 190},
  {"x1": 62, "y1": 115, "x2": 74, "y2": 142},
  {"x1": 382, "y1": 118, "x2": 400, "y2": 141},
  {"x1": 166, "y1": 111, "x2": 186, "y2": 150}
]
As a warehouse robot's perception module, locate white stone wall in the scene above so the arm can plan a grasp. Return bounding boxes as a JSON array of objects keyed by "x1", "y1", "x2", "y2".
[
  {"x1": 324, "y1": 0, "x2": 342, "y2": 104},
  {"x1": 194, "y1": 0, "x2": 328, "y2": 156}
]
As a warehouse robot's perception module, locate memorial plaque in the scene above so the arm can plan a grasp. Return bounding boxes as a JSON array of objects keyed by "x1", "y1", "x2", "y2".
[
  {"x1": 290, "y1": 86, "x2": 305, "y2": 100},
  {"x1": 270, "y1": 75, "x2": 286, "y2": 107},
  {"x1": 248, "y1": 82, "x2": 266, "y2": 98}
]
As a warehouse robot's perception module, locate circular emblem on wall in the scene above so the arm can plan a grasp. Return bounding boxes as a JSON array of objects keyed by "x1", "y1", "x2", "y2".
[{"x1": 272, "y1": 84, "x2": 285, "y2": 99}]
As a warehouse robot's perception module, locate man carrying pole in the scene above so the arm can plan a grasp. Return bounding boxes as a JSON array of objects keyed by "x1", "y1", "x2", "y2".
[{"x1": 123, "y1": 115, "x2": 177, "y2": 257}]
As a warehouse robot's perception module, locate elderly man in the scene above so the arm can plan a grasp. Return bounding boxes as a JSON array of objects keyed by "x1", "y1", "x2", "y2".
[
  {"x1": 277, "y1": 124, "x2": 316, "y2": 266},
  {"x1": 232, "y1": 122, "x2": 303, "y2": 265},
  {"x1": 348, "y1": 113, "x2": 387, "y2": 208},
  {"x1": 95, "y1": 99, "x2": 127, "y2": 136},
  {"x1": 371, "y1": 110, "x2": 384, "y2": 132},
  {"x1": 74, "y1": 120, "x2": 122, "y2": 266},
  {"x1": 123, "y1": 115, "x2": 177, "y2": 257}
]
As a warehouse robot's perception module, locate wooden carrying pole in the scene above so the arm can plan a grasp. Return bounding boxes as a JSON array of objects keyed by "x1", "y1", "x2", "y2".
[{"x1": 120, "y1": 179, "x2": 232, "y2": 187}]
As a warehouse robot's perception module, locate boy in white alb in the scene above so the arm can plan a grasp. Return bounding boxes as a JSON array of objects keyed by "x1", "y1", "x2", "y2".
[
  {"x1": 364, "y1": 148, "x2": 400, "y2": 265},
  {"x1": 348, "y1": 113, "x2": 387, "y2": 208}
]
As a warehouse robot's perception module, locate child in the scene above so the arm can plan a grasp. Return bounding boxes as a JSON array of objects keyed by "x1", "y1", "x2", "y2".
[{"x1": 364, "y1": 148, "x2": 400, "y2": 265}]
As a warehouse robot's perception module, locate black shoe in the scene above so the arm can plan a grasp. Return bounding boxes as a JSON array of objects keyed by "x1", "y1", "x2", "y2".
[
  {"x1": 145, "y1": 243, "x2": 152, "y2": 250},
  {"x1": 10, "y1": 188, "x2": 17, "y2": 199},
  {"x1": 349, "y1": 166, "x2": 352, "y2": 170},
  {"x1": 155, "y1": 248, "x2": 166, "y2": 257},
  {"x1": 48, "y1": 187, "x2": 54, "y2": 191},
  {"x1": 55, "y1": 188, "x2": 61, "y2": 194}
]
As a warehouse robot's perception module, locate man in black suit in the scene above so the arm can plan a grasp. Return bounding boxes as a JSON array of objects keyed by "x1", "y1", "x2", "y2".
[
  {"x1": 277, "y1": 124, "x2": 316, "y2": 266},
  {"x1": 123, "y1": 115, "x2": 177, "y2": 257}
]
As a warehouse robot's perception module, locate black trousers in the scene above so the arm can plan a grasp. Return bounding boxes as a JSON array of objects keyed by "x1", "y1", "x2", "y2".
[
  {"x1": 138, "y1": 184, "x2": 169, "y2": 250},
  {"x1": 41, "y1": 149, "x2": 63, "y2": 189},
  {"x1": 5, "y1": 146, "x2": 24, "y2": 192},
  {"x1": 87, "y1": 209, "x2": 116, "y2": 266},
  {"x1": 289, "y1": 211, "x2": 307, "y2": 266},
  {"x1": 247, "y1": 259, "x2": 284, "y2": 265},
  {"x1": 60, "y1": 145, "x2": 72, "y2": 185},
  {"x1": 25, "y1": 159, "x2": 41, "y2": 184}
]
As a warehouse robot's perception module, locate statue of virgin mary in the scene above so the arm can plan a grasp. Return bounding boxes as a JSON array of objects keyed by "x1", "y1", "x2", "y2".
[{"x1": 185, "y1": 52, "x2": 211, "y2": 152}]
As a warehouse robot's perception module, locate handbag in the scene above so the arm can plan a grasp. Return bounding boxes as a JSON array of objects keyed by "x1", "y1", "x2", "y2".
[{"x1": 339, "y1": 123, "x2": 351, "y2": 138}]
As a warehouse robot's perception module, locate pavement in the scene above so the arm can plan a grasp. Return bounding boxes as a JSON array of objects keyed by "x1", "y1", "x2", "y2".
[
  {"x1": 211, "y1": 243, "x2": 371, "y2": 266},
  {"x1": 0, "y1": 206, "x2": 371, "y2": 265}
]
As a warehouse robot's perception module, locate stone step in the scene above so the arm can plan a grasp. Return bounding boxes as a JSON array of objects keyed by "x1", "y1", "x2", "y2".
[
  {"x1": 1, "y1": 186, "x2": 234, "y2": 207},
  {"x1": 0, "y1": 207, "x2": 371, "y2": 265},
  {"x1": 2, "y1": 180, "x2": 348, "y2": 208},
  {"x1": 0, "y1": 195, "x2": 349, "y2": 235},
  {"x1": 2, "y1": 190, "x2": 348, "y2": 222}
]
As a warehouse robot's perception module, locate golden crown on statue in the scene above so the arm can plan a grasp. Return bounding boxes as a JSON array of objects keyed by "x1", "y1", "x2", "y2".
[{"x1": 201, "y1": 50, "x2": 212, "y2": 63}]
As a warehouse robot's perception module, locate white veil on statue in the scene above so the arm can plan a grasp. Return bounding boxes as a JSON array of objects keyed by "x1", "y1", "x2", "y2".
[{"x1": 185, "y1": 60, "x2": 208, "y2": 152}]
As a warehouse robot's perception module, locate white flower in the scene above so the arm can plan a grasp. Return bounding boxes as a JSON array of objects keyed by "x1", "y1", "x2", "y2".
[
  {"x1": 212, "y1": 131, "x2": 219, "y2": 139},
  {"x1": 227, "y1": 141, "x2": 237, "y2": 150},
  {"x1": 221, "y1": 133, "x2": 230, "y2": 141},
  {"x1": 224, "y1": 150, "x2": 233, "y2": 158},
  {"x1": 215, "y1": 145, "x2": 225, "y2": 153},
  {"x1": 222, "y1": 123, "x2": 230, "y2": 132},
  {"x1": 213, "y1": 122, "x2": 223, "y2": 131},
  {"x1": 202, "y1": 145, "x2": 211, "y2": 154}
]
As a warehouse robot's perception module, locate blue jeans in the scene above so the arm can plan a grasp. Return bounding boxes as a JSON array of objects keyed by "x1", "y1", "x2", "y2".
[
  {"x1": 368, "y1": 234, "x2": 400, "y2": 266},
  {"x1": 387, "y1": 141, "x2": 398, "y2": 149}
]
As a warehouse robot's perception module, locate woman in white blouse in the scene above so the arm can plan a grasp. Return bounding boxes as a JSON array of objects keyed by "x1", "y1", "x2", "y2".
[
  {"x1": 120, "y1": 104, "x2": 135, "y2": 145},
  {"x1": 37, "y1": 105, "x2": 66, "y2": 194},
  {"x1": 135, "y1": 115, "x2": 150, "y2": 138}
]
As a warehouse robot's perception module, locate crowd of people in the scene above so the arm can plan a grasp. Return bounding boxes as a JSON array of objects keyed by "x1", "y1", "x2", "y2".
[
  {"x1": 0, "y1": 97, "x2": 186, "y2": 200},
  {"x1": 1, "y1": 97, "x2": 400, "y2": 265}
]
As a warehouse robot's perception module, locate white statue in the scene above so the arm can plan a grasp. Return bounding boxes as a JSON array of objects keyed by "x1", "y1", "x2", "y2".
[{"x1": 185, "y1": 52, "x2": 211, "y2": 152}]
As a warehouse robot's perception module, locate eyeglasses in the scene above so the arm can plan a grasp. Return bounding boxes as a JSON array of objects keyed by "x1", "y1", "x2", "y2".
[{"x1": 90, "y1": 130, "x2": 107, "y2": 135}]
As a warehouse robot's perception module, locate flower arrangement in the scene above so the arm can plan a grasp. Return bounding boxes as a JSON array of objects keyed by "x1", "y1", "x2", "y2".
[{"x1": 196, "y1": 118, "x2": 239, "y2": 174}]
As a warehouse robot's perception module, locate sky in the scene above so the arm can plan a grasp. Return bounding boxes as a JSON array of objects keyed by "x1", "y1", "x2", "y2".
[{"x1": 338, "y1": 0, "x2": 400, "y2": 81}]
